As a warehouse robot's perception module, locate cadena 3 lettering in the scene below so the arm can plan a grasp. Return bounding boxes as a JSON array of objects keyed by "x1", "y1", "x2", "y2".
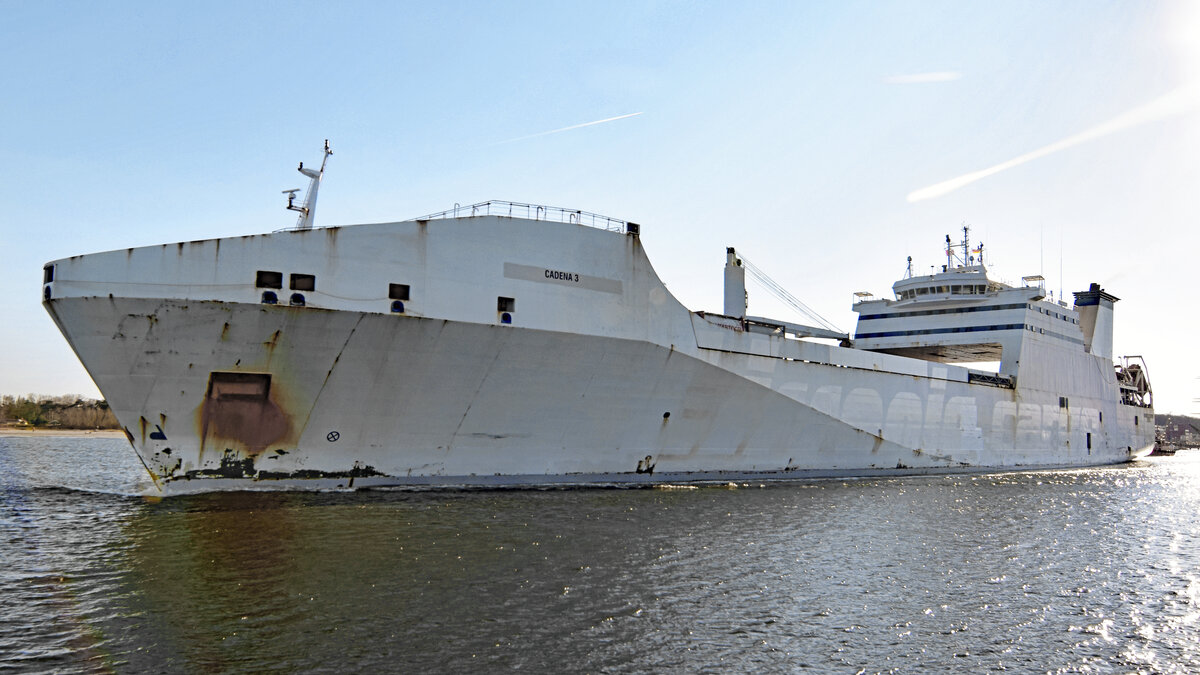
[{"x1": 544, "y1": 269, "x2": 580, "y2": 283}]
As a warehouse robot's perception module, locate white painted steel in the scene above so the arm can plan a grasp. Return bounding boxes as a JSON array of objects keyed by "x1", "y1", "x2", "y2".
[{"x1": 42, "y1": 212, "x2": 1155, "y2": 493}]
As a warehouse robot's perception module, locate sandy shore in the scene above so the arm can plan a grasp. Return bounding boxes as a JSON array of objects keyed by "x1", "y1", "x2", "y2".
[{"x1": 0, "y1": 427, "x2": 125, "y2": 438}]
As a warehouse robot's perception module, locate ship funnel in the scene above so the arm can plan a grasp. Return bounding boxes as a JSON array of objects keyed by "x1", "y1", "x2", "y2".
[
  {"x1": 1073, "y1": 282, "x2": 1119, "y2": 359},
  {"x1": 285, "y1": 140, "x2": 333, "y2": 230},
  {"x1": 724, "y1": 247, "x2": 747, "y2": 317}
]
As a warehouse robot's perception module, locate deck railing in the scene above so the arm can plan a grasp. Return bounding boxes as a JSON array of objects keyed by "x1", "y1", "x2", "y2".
[{"x1": 417, "y1": 200, "x2": 631, "y2": 233}]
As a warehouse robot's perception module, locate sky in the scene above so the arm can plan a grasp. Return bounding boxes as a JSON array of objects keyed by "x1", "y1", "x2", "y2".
[{"x1": 2, "y1": 1, "x2": 1197, "y2": 414}]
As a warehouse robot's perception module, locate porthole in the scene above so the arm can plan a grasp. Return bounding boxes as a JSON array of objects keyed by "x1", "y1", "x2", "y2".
[
  {"x1": 290, "y1": 293, "x2": 306, "y2": 307},
  {"x1": 500, "y1": 312, "x2": 512, "y2": 324},
  {"x1": 390, "y1": 300, "x2": 405, "y2": 313},
  {"x1": 261, "y1": 291, "x2": 278, "y2": 304}
]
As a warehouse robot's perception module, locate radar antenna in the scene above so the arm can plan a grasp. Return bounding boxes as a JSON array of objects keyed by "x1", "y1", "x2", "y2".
[
  {"x1": 283, "y1": 140, "x2": 332, "y2": 230},
  {"x1": 944, "y1": 223, "x2": 984, "y2": 268}
]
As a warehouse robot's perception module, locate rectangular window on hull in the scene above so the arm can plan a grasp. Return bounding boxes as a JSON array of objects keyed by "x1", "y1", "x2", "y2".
[
  {"x1": 256, "y1": 270, "x2": 283, "y2": 289},
  {"x1": 43, "y1": 265, "x2": 54, "y2": 283},
  {"x1": 389, "y1": 283, "x2": 410, "y2": 301},
  {"x1": 290, "y1": 274, "x2": 316, "y2": 291},
  {"x1": 207, "y1": 372, "x2": 271, "y2": 401},
  {"x1": 1087, "y1": 432, "x2": 1092, "y2": 450},
  {"x1": 497, "y1": 296, "x2": 515, "y2": 312}
]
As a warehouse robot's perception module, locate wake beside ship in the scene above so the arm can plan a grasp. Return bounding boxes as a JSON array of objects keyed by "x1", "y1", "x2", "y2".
[{"x1": 41, "y1": 143, "x2": 1156, "y2": 494}]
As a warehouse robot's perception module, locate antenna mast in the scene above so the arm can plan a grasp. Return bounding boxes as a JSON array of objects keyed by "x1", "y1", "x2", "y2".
[
  {"x1": 283, "y1": 140, "x2": 333, "y2": 230},
  {"x1": 944, "y1": 224, "x2": 979, "y2": 268}
]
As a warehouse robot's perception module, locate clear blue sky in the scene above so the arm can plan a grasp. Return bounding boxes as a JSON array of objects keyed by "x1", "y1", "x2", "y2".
[{"x1": 3, "y1": 1, "x2": 1197, "y2": 413}]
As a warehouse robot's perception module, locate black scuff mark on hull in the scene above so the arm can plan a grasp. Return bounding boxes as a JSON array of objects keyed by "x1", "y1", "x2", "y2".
[
  {"x1": 186, "y1": 449, "x2": 256, "y2": 479},
  {"x1": 181, "y1": 453, "x2": 385, "y2": 482},
  {"x1": 636, "y1": 455, "x2": 656, "y2": 474},
  {"x1": 256, "y1": 463, "x2": 385, "y2": 480},
  {"x1": 467, "y1": 432, "x2": 531, "y2": 440}
]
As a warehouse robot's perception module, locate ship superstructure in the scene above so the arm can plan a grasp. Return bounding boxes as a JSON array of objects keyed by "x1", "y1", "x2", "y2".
[{"x1": 41, "y1": 145, "x2": 1155, "y2": 493}]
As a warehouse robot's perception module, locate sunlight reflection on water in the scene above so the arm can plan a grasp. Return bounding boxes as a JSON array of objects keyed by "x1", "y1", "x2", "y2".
[{"x1": 2, "y1": 437, "x2": 1200, "y2": 672}]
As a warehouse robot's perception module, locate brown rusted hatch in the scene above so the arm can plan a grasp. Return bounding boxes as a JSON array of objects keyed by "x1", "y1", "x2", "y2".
[{"x1": 199, "y1": 372, "x2": 290, "y2": 454}]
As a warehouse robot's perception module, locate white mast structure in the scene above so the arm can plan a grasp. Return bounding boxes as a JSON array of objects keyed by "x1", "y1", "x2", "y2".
[
  {"x1": 283, "y1": 140, "x2": 332, "y2": 230},
  {"x1": 943, "y1": 223, "x2": 984, "y2": 269}
]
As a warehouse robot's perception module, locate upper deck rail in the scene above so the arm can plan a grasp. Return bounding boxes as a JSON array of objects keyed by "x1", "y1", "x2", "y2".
[{"x1": 416, "y1": 200, "x2": 631, "y2": 233}]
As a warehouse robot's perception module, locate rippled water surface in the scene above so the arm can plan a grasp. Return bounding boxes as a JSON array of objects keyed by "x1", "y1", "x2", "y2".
[{"x1": 3, "y1": 436, "x2": 1200, "y2": 673}]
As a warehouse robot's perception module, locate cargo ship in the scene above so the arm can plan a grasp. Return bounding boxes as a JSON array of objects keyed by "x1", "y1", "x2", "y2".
[{"x1": 42, "y1": 143, "x2": 1155, "y2": 493}]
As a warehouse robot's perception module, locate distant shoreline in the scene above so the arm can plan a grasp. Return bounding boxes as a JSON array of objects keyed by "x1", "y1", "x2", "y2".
[{"x1": 0, "y1": 427, "x2": 124, "y2": 438}]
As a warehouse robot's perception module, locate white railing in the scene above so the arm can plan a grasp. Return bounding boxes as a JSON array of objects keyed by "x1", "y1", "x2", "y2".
[{"x1": 417, "y1": 200, "x2": 630, "y2": 233}]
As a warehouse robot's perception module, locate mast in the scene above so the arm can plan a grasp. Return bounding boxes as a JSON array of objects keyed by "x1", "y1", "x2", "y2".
[
  {"x1": 944, "y1": 224, "x2": 979, "y2": 269},
  {"x1": 283, "y1": 140, "x2": 333, "y2": 230}
]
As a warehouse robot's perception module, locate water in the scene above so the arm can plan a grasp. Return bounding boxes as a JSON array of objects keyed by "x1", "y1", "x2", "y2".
[{"x1": 3, "y1": 437, "x2": 1200, "y2": 673}]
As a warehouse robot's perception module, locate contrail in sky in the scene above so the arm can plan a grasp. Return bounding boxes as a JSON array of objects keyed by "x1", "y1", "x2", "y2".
[
  {"x1": 907, "y1": 83, "x2": 1200, "y2": 202},
  {"x1": 494, "y1": 112, "x2": 643, "y2": 144}
]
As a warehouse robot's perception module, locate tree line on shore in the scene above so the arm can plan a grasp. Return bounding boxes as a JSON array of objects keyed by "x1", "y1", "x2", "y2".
[{"x1": 0, "y1": 395, "x2": 120, "y2": 429}]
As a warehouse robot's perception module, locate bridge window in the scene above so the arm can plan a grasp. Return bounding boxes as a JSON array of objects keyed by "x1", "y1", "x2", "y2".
[{"x1": 256, "y1": 270, "x2": 283, "y2": 289}]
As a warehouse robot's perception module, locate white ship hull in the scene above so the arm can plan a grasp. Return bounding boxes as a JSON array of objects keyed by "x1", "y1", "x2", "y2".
[{"x1": 43, "y1": 205, "x2": 1154, "y2": 494}]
